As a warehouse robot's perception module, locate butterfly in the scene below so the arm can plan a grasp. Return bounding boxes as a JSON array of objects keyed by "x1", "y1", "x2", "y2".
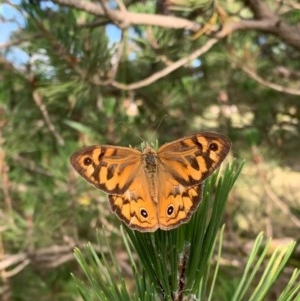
[{"x1": 70, "y1": 132, "x2": 231, "y2": 232}]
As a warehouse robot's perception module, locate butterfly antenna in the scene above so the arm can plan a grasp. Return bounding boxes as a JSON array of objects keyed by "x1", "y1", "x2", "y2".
[
  {"x1": 149, "y1": 114, "x2": 168, "y2": 148},
  {"x1": 116, "y1": 121, "x2": 129, "y2": 130},
  {"x1": 115, "y1": 121, "x2": 144, "y2": 148}
]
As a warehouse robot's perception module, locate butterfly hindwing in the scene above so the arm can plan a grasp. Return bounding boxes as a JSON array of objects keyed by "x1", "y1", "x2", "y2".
[
  {"x1": 109, "y1": 185, "x2": 158, "y2": 232},
  {"x1": 158, "y1": 182, "x2": 203, "y2": 230}
]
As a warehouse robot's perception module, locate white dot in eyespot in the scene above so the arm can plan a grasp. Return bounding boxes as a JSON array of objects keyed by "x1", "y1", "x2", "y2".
[
  {"x1": 140, "y1": 208, "x2": 148, "y2": 218},
  {"x1": 167, "y1": 205, "x2": 174, "y2": 216}
]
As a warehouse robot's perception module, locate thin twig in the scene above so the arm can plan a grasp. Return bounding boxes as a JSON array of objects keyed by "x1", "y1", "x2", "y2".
[
  {"x1": 286, "y1": 0, "x2": 300, "y2": 10},
  {"x1": 3, "y1": 259, "x2": 31, "y2": 277},
  {"x1": 0, "y1": 233, "x2": 11, "y2": 301},
  {"x1": 252, "y1": 146, "x2": 300, "y2": 228},
  {"x1": 0, "y1": 253, "x2": 27, "y2": 270},
  {"x1": 0, "y1": 35, "x2": 40, "y2": 50},
  {"x1": 107, "y1": 32, "x2": 126, "y2": 81},
  {"x1": 12, "y1": 154, "x2": 52, "y2": 176},
  {"x1": 98, "y1": 0, "x2": 120, "y2": 26},
  {"x1": 176, "y1": 244, "x2": 189, "y2": 301},
  {"x1": 32, "y1": 91, "x2": 65, "y2": 146},
  {"x1": 0, "y1": 241, "x2": 108, "y2": 277},
  {"x1": 241, "y1": 65, "x2": 300, "y2": 96},
  {"x1": 0, "y1": 126, "x2": 14, "y2": 225},
  {"x1": 115, "y1": 0, "x2": 127, "y2": 12}
]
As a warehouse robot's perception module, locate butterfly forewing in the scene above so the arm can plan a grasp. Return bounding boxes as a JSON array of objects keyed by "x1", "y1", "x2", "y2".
[
  {"x1": 157, "y1": 132, "x2": 231, "y2": 186},
  {"x1": 70, "y1": 145, "x2": 142, "y2": 194}
]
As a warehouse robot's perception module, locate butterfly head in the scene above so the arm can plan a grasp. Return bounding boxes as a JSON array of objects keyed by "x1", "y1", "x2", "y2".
[{"x1": 141, "y1": 139, "x2": 159, "y2": 152}]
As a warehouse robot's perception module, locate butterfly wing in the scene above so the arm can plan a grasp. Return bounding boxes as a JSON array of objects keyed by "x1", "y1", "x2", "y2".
[
  {"x1": 157, "y1": 132, "x2": 231, "y2": 230},
  {"x1": 70, "y1": 145, "x2": 142, "y2": 194},
  {"x1": 70, "y1": 145, "x2": 158, "y2": 231},
  {"x1": 70, "y1": 132, "x2": 231, "y2": 232},
  {"x1": 157, "y1": 178, "x2": 203, "y2": 230}
]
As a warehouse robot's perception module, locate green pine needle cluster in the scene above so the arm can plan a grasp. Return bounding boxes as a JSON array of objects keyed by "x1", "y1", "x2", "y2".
[{"x1": 72, "y1": 161, "x2": 300, "y2": 301}]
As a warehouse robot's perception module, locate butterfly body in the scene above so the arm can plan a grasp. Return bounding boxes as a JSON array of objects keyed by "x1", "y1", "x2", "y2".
[
  {"x1": 71, "y1": 132, "x2": 231, "y2": 232},
  {"x1": 143, "y1": 146, "x2": 159, "y2": 177}
]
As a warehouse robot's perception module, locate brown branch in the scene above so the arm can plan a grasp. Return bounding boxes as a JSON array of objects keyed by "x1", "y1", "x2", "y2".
[
  {"x1": 6, "y1": 0, "x2": 298, "y2": 95},
  {"x1": 30, "y1": 16, "x2": 112, "y2": 87},
  {"x1": 0, "y1": 240, "x2": 128, "y2": 277},
  {"x1": 242, "y1": 0, "x2": 300, "y2": 51},
  {"x1": 115, "y1": 0, "x2": 127, "y2": 12},
  {"x1": 241, "y1": 65, "x2": 300, "y2": 96},
  {"x1": 274, "y1": 66, "x2": 300, "y2": 79},
  {"x1": 98, "y1": 0, "x2": 123, "y2": 27},
  {"x1": 0, "y1": 56, "x2": 18, "y2": 74},
  {"x1": 0, "y1": 121, "x2": 14, "y2": 226},
  {"x1": 33, "y1": 19, "x2": 87, "y2": 78},
  {"x1": 286, "y1": 0, "x2": 300, "y2": 10},
  {"x1": 0, "y1": 35, "x2": 41, "y2": 50},
  {"x1": 52, "y1": 0, "x2": 200, "y2": 31},
  {"x1": 52, "y1": 0, "x2": 300, "y2": 51},
  {"x1": 0, "y1": 233, "x2": 11, "y2": 301},
  {"x1": 12, "y1": 154, "x2": 52, "y2": 176},
  {"x1": 0, "y1": 253, "x2": 27, "y2": 270},
  {"x1": 176, "y1": 244, "x2": 189, "y2": 301},
  {"x1": 3, "y1": 259, "x2": 30, "y2": 278},
  {"x1": 47, "y1": 2, "x2": 300, "y2": 94},
  {"x1": 0, "y1": 245, "x2": 76, "y2": 277},
  {"x1": 107, "y1": 32, "x2": 126, "y2": 81},
  {"x1": 252, "y1": 146, "x2": 300, "y2": 229},
  {"x1": 32, "y1": 91, "x2": 65, "y2": 146},
  {"x1": 110, "y1": 37, "x2": 219, "y2": 90}
]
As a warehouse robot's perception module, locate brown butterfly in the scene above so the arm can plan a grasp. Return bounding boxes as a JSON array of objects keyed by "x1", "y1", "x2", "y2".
[{"x1": 70, "y1": 132, "x2": 231, "y2": 232}]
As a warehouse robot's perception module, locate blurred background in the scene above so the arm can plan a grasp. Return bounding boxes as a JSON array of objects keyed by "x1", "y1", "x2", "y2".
[{"x1": 0, "y1": 0, "x2": 299, "y2": 300}]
